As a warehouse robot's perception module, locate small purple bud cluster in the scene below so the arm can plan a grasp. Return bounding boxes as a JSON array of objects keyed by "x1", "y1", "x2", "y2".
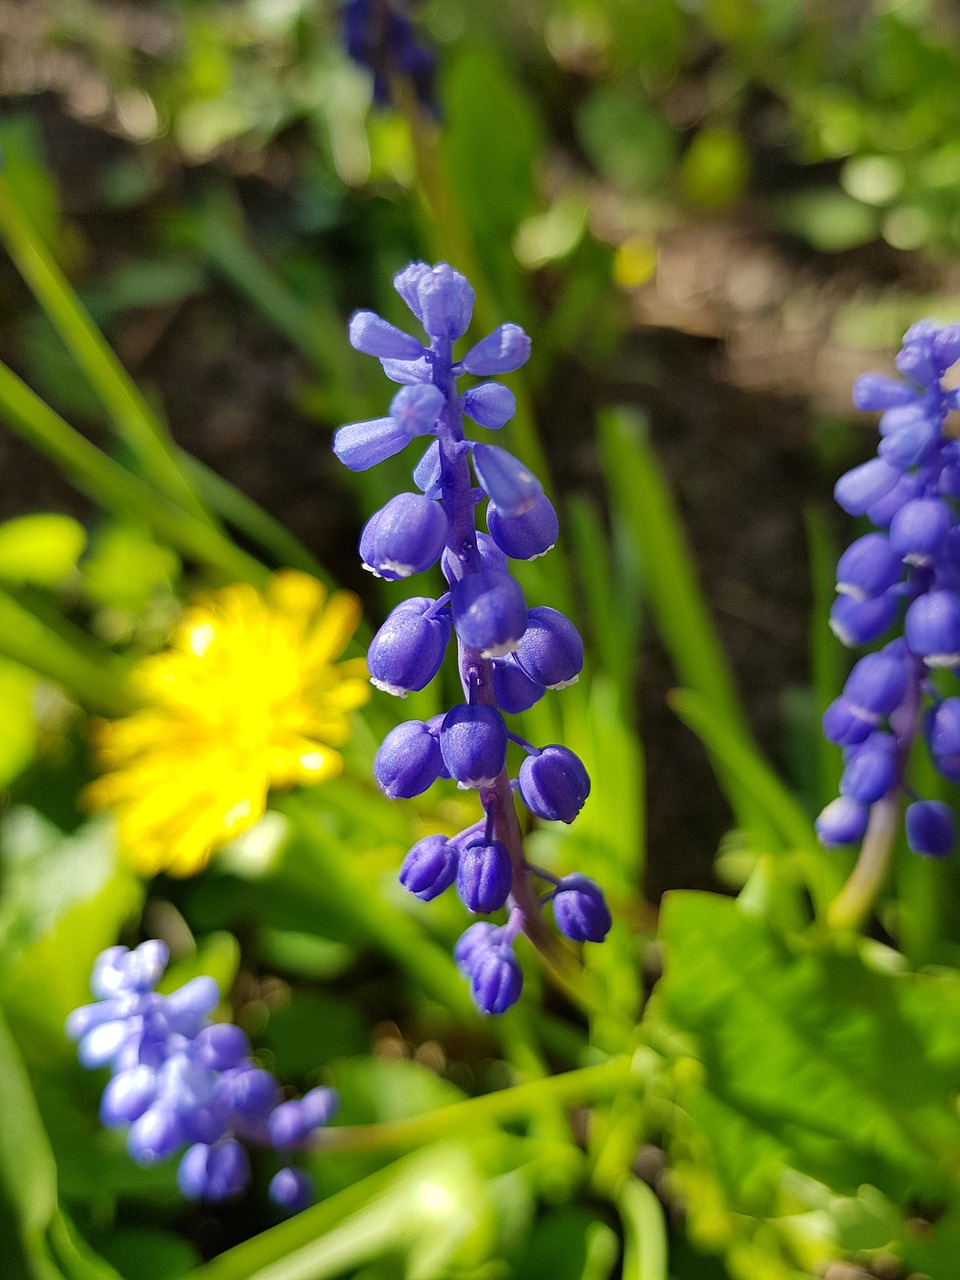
[
  {"x1": 819, "y1": 321, "x2": 960, "y2": 858},
  {"x1": 341, "y1": 0, "x2": 437, "y2": 115},
  {"x1": 66, "y1": 941, "x2": 336, "y2": 1211},
  {"x1": 335, "y1": 262, "x2": 611, "y2": 1014}
]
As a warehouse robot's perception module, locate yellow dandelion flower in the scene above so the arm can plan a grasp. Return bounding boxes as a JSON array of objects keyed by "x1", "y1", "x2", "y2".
[{"x1": 86, "y1": 570, "x2": 369, "y2": 877}]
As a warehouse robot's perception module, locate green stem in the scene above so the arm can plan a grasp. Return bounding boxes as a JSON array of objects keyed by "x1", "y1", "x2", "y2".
[
  {"x1": 0, "y1": 361, "x2": 269, "y2": 587},
  {"x1": 318, "y1": 1055, "x2": 636, "y2": 1154},
  {"x1": 0, "y1": 587, "x2": 131, "y2": 713},
  {"x1": 826, "y1": 790, "x2": 899, "y2": 931},
  {"x1": 0, "y1": 173, "x2": 213, "y2": 527}
]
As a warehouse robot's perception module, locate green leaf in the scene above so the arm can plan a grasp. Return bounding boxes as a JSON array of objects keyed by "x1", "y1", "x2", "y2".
[
  {"x1": 680, "y1": 127, "x2": 751, "y2": 209},
  {"x1": 0, "y1": 655, "x2": 38, "y2": 787},
  {"x1": 0, "y1": 514, "x2": 86, "y2": 585},
  {"x1": 81, "y1": 522, "x2": 179, "y2": 611}
]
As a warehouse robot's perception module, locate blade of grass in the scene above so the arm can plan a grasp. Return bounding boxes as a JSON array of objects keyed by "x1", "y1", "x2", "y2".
[
  {"x1": 0, "y1": 361, "x2": 269, "y2": 587},
  {"x1": 0, "y1": 171, "x2": 213, "y2": 528}
]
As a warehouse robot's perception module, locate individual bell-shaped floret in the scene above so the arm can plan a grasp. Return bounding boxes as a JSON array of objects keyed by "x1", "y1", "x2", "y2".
[
  {"x1": 815, "y1": 796, "x2": 869, "y2": 848},
  {"x1": 519, "y1": 745, "x2": 590, "y2": 823},
  {"x1": 192, "y1": 1024, "x2": 250, "y2": 1072},
  {"x1": 177, "y1": 1139, "x2": 250, "y2": 1201},
  {"x1": 360, "y1": 493, "x2": 448, "y2": 580},
  {"x1": 842, "y1": 649, "x2": 909, "y2": 721},
  {"x1": 514, "y1": 607, "x2": 583, "y2": 689},
  {"x1": 906, "y1": 800, "x2": 954, "y2": 857},
  {"x1": 163, "y1": 977, "x2": 221, "y2": 1038},
  {"x1": 462, "y1": 383, "x2": 516, "y2": 429},
  {"x1": 889, "y1": 497, "x2": 952, "y2": 567},
  {"x1": 932, "y1": 325, "x2": 960, "y2": 369},
  {"x1": 374, "y1": 720, "x2": 444, "y2": 798},
  {"x1": 442, "y1": 531, "x2": 508, "y2": 580},
  {"x1": 460, "y1": 323, "x2": 531, "y2": 375},
  {"x1": 100, "y1": 1065, "x2": 157, "y2": 1126},
  {"x1": 389, "y1": 384, "x2": 445, "y2": 437},
  {"x1": 399, "y1": 834, "x2": 459, "y2": 900},
  {"x1": 834, "y1": 458, "x2": 901, "y2": 515},
  {"x1": 552, "y1": 875, "x2": 612, "y2": 943},
  {"x1": 835, "y1": 533, "x2": 902, "y2": 602},
  {"x1": 451, "y1": 570, "x2": 527, "y2": 658},
  {"x1": 927, "y1": 697, "x2": 960, "y2": 780},
  {"x1": 348, "y1": 311, "x2": 425, "y2": 361},
  {"x1": 269, "y1": 1167, "x2": 314, "y2": 1213},
  {"x1": 453, "y1": 921, "x2": 500, "y2": 974},
  {"x1": 333, "y1": 416, "x2": 415, "y2": 472},
  {"x1": 492, "y1": 655, "x2": 545, "y2": 714},
  {"x1": 829, "y1": 592, "x2": 897, "y2": 647},
  {"x1": 487, "y1": 494, "x2": 559, "y2": 561},
  {"x1": 456, "y1": 840, "x2": 512, "y2": 913},
  {"x1": 839, "y1": 732, "x2": 898, "y2": 805},
  {"x1": 905, "y1": 591, "x2": 960, "y2": 666},
  {"x1": 92, "y1": 941, "x2": 168, "y2": 998},
  {"x1": 439, "y1": 704, "x2": 507, "y2": 788},
  {"x1": 471, "y1": 943, "x2": 523, "y2": 1015},
  {"x1": 220, "y1": 1067, "x2": 281, "y2": 1125},
  {"x1": 368, "y1": 598, "x2": 450, "y2": 696},
  {"x1": 852, "y1": 373, "x2": 917, "y2": 411},
  {"x1": 472, "y1": 444, "x2": 542, "y2": 518},
  {"x1": 413, "y1": 439, "x2": 441, "y2": 497},
  {"x1": 128, "y1": 1104, "x2": 185, "y2": 1165},
  {"x1": 395, "y1": 262, "x2": 475, "y2": 341},
  {"x1": 822, "y1": 696, "x2": 877, "y2": 747},
  {"x1": 878, "y1": 415, "x2": 940, "y2": 469}
]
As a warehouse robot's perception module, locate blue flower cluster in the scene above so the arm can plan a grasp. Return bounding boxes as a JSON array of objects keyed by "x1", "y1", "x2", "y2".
[
  {"x1": 67, "y1": 941, "x2": 336, "y2": 1211},
  {"x1": 341, "y1": 0, "x2": 437, "y2": 114},
  {"x1": 335, "y1": 261, "x2": 611, "y2": 1014},
  {"x1": 818, "y1": 320, "x2": 960, "y2": 858}
]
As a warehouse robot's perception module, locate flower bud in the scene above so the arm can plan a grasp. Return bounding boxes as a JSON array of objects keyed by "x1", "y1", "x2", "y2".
[
  {"x1": 451, "y1": 570, "x2": 527, "y2": 658},
  {"x1": 472, "y1": 443, "x2": 542, "y2": 517},
  {"x1": 268, "y1": 1101, "x2": 308, "y2": 1149},
  {"x1": 829, "y1": 592, "x2": 896, "y2": 647},
  {"x1": 413, "y1": 439, "x2": 441, "y2": 496},
  {"x1": 400, "y1": 834, "x2": 459, "y2": 900},
  {"x1": 374, "y1": 720, "x2": 444, "y2": 798},
  {"x1": 552, "y1": 875, "x2": 612, "y2": 943},
  {"x1": 300, "y1": 1087, "x2": 339, "y2": 1130},
  {"x1": 389, "y1": 383, "x2": 445, "y2": 436},
  {"x1": 333, "y1": 416, "x2": 413, "y2": 472},
  {"x1": 349, "y1": 311, "x2": 424, "y2": 361},
  {"x1": 193, "y1": 1024, "x2": 250, "y2": 1072},
  {"x1": 905, "y1": 591, "x2": 960, "y2": 666},
  {"x1": 519, "y1": 745, "x2": 590, "y2": 823},
  {"x1": 471, "y1": 945, "x2": 523, "y2": 1015},
  {"x1": 442, "y1": 532, "x2": 508, "y2": 580},
  {"x1": 202, "y1": 1139, "x2": 250, "y2": 1201},
  {"x1": 834, "y1": 458, "x2": 900, "y2": 515},
  {"x1": 835, "y1": 533, "x2": 901, "y2": 601},
  {"x1": 368, "y1": 598, "x2": 450, "y2": 696},
  {"x1": 453, "y1": 922, "x2": 500, "y2": 974},
  {"x1": 127, "y1": 1104, "x2": 185, "y2": 1165},
  {"x1": 222, "y1": 1067, "x2": 280, "y2": 1122},
  {"x1": 269, "y1": 1167, "x2": 314, "y2": 1213},
  {"x1": 462, "y1": 383, "x2": 516, "y2": 429},
  {"x1": 888, "y1": 497, "x2": 951, "y2": 566},
  {"x1": 440, "y1": 704, "x2": 507, "y2": 787},
  {"x1": 395, "y1": 262, "x2": 474, "y2": 339},
  {"x1": 100, "y1": 1065, "x2": 157, "y2": 1126},
  {"x1": 852, "y1": 373, "x2": 916, "y2": 410},
  {"x1": 514, "y1": 607, "x2": 583, "y2": 689},
  {"x1": 927, "y1": 698, "x2": 960, "y2": 778},
  {"x1": 906, "y1": 800, "x2": 954, "y2": 857},
  {"x1": 815, "y1": 796, "x2": 869, "y2": 848},
  {"x1": 163, "y1": 977, "x2": 220, "y2": 1037},
  {"x1": 461, "y1": 323, "x2": 531, "y2": 375},
  {"x1": 360, "y1": 494, "x2": 448, "y2": 580},
  {"x1": 839, "y1": 733, "x2": 898, "y2": 805},
  {"x1": 487, "y1": 494, "x2": 559, "y2": 561},
  {"x1": 843, "y1": 651, "x2": 909, "y2": 720},
  {"x1": 822, "y1": 696, "x2": 876, "y2": 747},
  {"x1": 878, "y1": 416, "x2": 939, "y2": 469},
  {"x1": 866, "y1": 473, "x2": 922, "y2": 528},
  {"x1": 456, "y1": 840, "x2": 512, "y2": 913},
  {"x1": 492, "y1": 655, "x2": 545, "y2": 714}
]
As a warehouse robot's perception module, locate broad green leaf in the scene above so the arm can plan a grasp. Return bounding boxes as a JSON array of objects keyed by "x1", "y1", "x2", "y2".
[{"x1": 0, "y1": 514, "x2": 86, "y2": 585}]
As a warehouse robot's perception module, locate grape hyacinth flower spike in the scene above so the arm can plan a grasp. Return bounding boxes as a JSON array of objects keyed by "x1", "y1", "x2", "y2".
[
  {"x1": 341, "y1": 0, "x2": 438, "y2": 115},
  {"x1": 336, "y1": 261, "x2": 611, "y2": 1014},
  {"x1": 822, "y1": 321, "x2": 960, "y2": 927},
  {"x1": 67, "y1": 941, "x2": 336, "y2": 1209}
]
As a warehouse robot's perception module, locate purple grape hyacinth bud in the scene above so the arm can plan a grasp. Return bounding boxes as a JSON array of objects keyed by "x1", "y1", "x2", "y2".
[
  {"x1": 471, "y1": 944, "x2": 523, "y2": 1015},
  {"x1": 492, "y1": 655, "x2": 545, "y2": 714},
  {"x1": 270, "y1": 1167, "x2": 315, "y2": 1213},
  {"x1": 852, "y1": 373, "x2": 918, "y2": 410},
  {"x1": 906, "y1": 800, "x2": 955, "y2": 857},
  {"x1": 400, "y1": 834, "x2": 459, "y2": 900},
  {"x1": 462, "y1": 383, "x2": 516, "y2": 429},
  {"x1": 472, "y1": 444, "x2": 543, "y2": 518},
  {"x1": 368, "y1": 598, "x2": 450, "y2": 696},
  {"x1": 905, "y1": 591, "x2": 960, "y2": 666},
  {"x1": 360, "y1": 493, "x2": 448, "y2": 580},
  {"x1": 389, "y1": 384, "x2": 445, "y2": 436},
  {"x1": 834, "y1": 458, "x2": 901, "y2": 515},
  {"x1": 460, "y1": 324, "x2": 531, "y2": 375},
  {"x1": 439, "y1": 703, "x2": 508, "y2": 787},
  {"x1": 514, "y1": 607, "x2": 583, "y2": 689},
  {"x1": 486, "y1": 494, "x2": 560, "y2": 561},
  {"x1": 822, "y1": 696, "x2": 876, "y2": 747},
  {"x1": 349, "y1": 311, "x2": 424, "y2": 361},
  {"x1": 453, "y1": 922, "x2": 500, "y2": 974},
  {"x1": 815, "y1": 796, "x2": 870, "y2": 848},
  {"x1": 552, "y1": 875, "x2": 612, "y2": 943},
  {"x1": 842, "y1": 651, "x2": 909, "y2": 720},
  {"x1": 333, "y1": 416, "x2": 414, "y2": 472},
  {"x1": 451, "y1": 570, "x2": 527, "y2": 658},
  {"x1": 519, "y1": 745, "x2": 591, "y2": 823},
  {"x1": 829, "y1": 592, "x2": 897, "y2": 647},
  {"x1": 839, "y1": 733, "x2": 898, "y2": 805},
  {"x1": 835, "y1": 533, "x2": 902, "y2": 601},
  {"x1": 395, "y1": 262, "x2": 475, "y2": 340},
  {"x1": 456, "y1": 840, "x2": 512, "y2": 913},
  {"x1": 889, "y1": 497, "x2": 951, "y2": 566},
  {"x1": 374, "y1": 720, "x2": 444, "y2": 798}
]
